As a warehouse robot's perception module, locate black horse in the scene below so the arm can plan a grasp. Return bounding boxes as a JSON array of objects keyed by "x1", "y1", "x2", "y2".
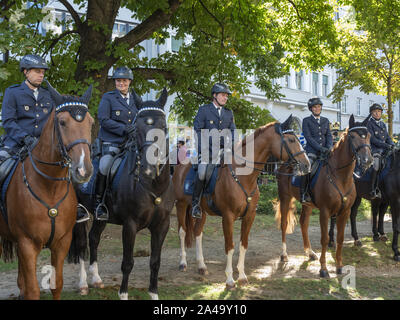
[
  {"x1": 328, "y1": 146, "x2": 400, "y2": 260},
  {"x1": 68, "y1": 88, "x2": 175, "y2": 299}
]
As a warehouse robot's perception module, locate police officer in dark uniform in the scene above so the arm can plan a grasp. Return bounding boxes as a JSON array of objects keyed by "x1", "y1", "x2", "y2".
[
  {"x1": 1, "y1": 54, "x2": 53, "y2": 159},
  {"x1": 300, "y1": 97, "x2": 333, "y2": 202},
  {"x1": 93, "y1": 66, "x2": 138, "y2": 220},
  {"x1": 366, "y1": 103, "x2": 394, "y2": 199},
  {"x1": 191, "y1": 83, "x2": 236, "y2": 219}
]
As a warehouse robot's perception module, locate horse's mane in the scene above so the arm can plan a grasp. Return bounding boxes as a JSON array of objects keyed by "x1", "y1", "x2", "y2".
[{"x1": 238, "y1": 122, "x2": 277, "y2": 149}]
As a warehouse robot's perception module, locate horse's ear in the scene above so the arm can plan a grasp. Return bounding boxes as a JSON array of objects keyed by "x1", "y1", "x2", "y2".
[
  {"x1": 157, "y1": 87, "x2": 168, "y2": 109},
  {"x1": 349, "y1": 114, "x2": 355, "y2": 128},
  {"x1": 362, "y1": 113, "x2": 371, "y2": 126},
  {"x1": 281, "y1": 114, "x2": 293, "y2": 131},
  {"x1": 131, "y1": 89, "x2": 143, "y2": 109},
  {"x1": 81, "y1": 84, "x2": 93, "y2": 105},
  {"x1": 45, "y1": 80, "x2": 63, "y2": 106}
]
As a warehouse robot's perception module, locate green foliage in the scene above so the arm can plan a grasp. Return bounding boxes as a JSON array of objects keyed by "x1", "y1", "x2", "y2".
[{"x1": 257, "y1": 182, "x2": 278, "y2": 215}]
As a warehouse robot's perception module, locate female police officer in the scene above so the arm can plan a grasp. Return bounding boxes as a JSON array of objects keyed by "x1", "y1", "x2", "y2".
[{"x1": 93, "y1": 66, "x2": 138, "y2": 220}]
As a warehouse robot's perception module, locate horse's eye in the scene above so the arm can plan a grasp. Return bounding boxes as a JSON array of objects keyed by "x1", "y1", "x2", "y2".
[
  {"x1": 60, "y1": 120, "x2": 66, "y2": 127},
  {"x1": 146, "y1": 118, "x2": 154, "y2": 125}
]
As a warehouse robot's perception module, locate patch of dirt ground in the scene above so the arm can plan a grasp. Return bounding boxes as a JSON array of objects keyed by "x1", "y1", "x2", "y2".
[{"x1": 0, "y1": 212, "x2": 397, "y2": 299}]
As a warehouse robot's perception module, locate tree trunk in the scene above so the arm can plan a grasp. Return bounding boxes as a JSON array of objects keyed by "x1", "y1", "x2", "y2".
[{"x1": 387, "y1": 80, "x2": 393, "y2": 137}]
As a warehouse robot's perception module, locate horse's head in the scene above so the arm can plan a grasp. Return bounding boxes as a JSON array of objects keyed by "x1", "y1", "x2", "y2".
[
  {"x1": 47, "y1": 81, "x2": 94, "y2": 184},
  {"x1": 272, "y1": 115, "x2": 310, "y2": 175},
  {"x1": 133, "y1": 88, "x2": 168, "y2": 180},
  {"x1": 348, "y1": 114, "x2": 373, "y2": 177}
]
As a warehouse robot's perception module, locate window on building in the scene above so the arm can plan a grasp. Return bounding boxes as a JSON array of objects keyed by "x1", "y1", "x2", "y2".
[
  {"x1": 284, "y1": 75, "x2": 290, "y2": 88},
  {"x1": 295, "y1": 70, "x2": 303, "y2": 90},
  {"x1": 171, "y1": 36, "x2": 183, "y2": 52},
  {"x1": 322, "y1": 75, "x2": 329, "y2": 97},
  {"x1": 312, "y1": 72, "x2": 319, "y2": 95},
  {"x1": 341, "y1": 96, "x2": 347, "y2": 113},
  {"x1": 357, "y1": 98, "x2": 362, "y2": 116},
  {"x1": 337, "y1": 101, "x2": 341, "y2": 110}
]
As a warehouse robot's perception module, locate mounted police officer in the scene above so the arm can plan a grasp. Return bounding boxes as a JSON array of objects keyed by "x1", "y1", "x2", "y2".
[
  {"x1": 92, "y1": 66, "x2": 138, "y2": 221},
  {"x1": 191, "y1": 83, "x2": 236, "y2": 219},
  {"x1": 1, "y1": 54, "x2": 53, "y2": 160},
  {"x1": 366, "y1": 103, "x2": 394, "y2": 199},
  {"x1": 300, "y1": 97, "x2": 333, "y2": 203}
]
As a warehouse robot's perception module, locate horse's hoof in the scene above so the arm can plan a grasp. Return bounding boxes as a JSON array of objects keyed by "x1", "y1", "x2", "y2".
[
  {"x1": 237, "y1": 278, "x2": 249, "y2": 286},
  {"x1": 373, "y1": 235, "x2": 380, "y2": 242},
  {"x1": 320, "y1": 269, "x2": 330, "y2": 278},
  {"x1": 336, "y1": 267, "x2": 343, "y2": 275},
  {"x1": 354, "y1": 240, "x2": 362, "y2": 247},
  {"x1": 280, "y1": 254, "x2": 288, "y2": 262},
  {"x1": 225, "y1": 282, "x2": 236, "y2": 291},
  {"x1": 179, "y1": 264, "x2": 187, "y2": 272},
  {"x1": 92, "y1": 281, "x2": 104, "y2": 289},
  {"x1": 149, "y1": 292, "x2": 159, "y2": 300},
  {"x1": 380, "y1": 234, "x2": 388, "y2": 242},
  {"x1": 80, "y1": 286, "x2": 89, "y2": 296},
  {"x1": 118, "y1": 291, "x2": 129, "y2": 300},
  {"x1": 328, "y1": 242, "x2": 335, "y2": 248},
  {"x1": 394, "y1": 255, "x2": 400, "y2": 262},
  {"x1": 198, "y1": 268, "x2": 209, "y2": 276}
]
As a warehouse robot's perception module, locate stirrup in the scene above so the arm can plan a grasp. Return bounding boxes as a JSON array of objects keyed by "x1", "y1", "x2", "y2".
[
  {"x1": 95, "y1": 203, "x2": 109, "y2": 221},
  {"x1": 191, "y1": 203, "x2": 202, "y2": 219},
  {"x1": 76, "y1": 204, "x2": 90, "y2": 223}
]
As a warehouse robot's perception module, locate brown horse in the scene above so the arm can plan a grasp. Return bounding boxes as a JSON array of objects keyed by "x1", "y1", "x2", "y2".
[
  {"x1": 275, "y1": 115, "x2": 373, "y2": 277},
  {"x1": 0, "y1": 84, "x2": 93, "y2": 299},
  {"x1": 173, "y1": 115, "x2": 310, "y2": 289}
]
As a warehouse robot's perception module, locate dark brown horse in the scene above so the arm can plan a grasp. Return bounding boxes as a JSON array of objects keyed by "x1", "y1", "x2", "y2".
[
  {"x1": 173, "y1": 115, "x2": 310, "y2": 289},
  {"x1": 275, "y1": 115, "x2": 373, "y2": 277},
  {"x1": 0, "y1": 84, "x2": 93, "y2": 299}
]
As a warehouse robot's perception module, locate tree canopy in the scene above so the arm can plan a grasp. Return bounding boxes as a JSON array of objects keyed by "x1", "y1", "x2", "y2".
[
  {"x1": 1, "y1": 0, "x2": 340, "y2": 129},
  {"x1": 329, "y1": 0, "x2": 400, "y2": 135}
]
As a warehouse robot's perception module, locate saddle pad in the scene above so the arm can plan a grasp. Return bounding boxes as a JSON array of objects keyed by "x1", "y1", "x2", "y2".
[
  {"x1": 111, "y1": 155, "x2": 127, "y2": 191},
  {"x1": 184, "y1": 166, "x2": 219, "y2": 196},
  {"x1": 0, "y1": 158, "x2": 20, "y2": 224},
  {"x1": 291, "y1": 160, "x2": 323, "y2": 190},
  {"x1": 356, "y1": 156, "x2": 391, "y2": 183}
]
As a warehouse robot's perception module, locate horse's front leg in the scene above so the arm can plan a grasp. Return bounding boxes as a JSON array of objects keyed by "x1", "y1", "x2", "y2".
[
  {"x1": 118, "y1": 219, "x2": 137, "y2": 300},
  {"x1": 371, "y1": 200, "x2": 381, "y2": 242},
  {"x1": 237, "y1": 208, "x2": 256, "y2": 286},
  {"x1": 335, "y1": 209, "x2": 351, "y2": 274},
  {"x1": 148, "y1": 212, "x2": 170, "y2": 300},
  {"x1": 89, "y1": 220, "x2": 107, "y2": 288},
  {"x1": 319, "y1": 208, "x2": 330, "y2": 278},
  {"x1": 17, "y1": 239, "x2": 40, "y2": 299},
  {"x1": 300, "y1": 205, "x2": 318, "y2": 261},
  {"x1": 222, "y1": 214, "x2": 235, "y2": 290},
  {"x1": 350, "y1": 197, "x2": 362, "y2": 246},
  {"x1": 378, "y1": 202, "x2": 389, "y2": 242},
  {"x1": 78, "y1": 258, "x2": 89, "y2": 295}
]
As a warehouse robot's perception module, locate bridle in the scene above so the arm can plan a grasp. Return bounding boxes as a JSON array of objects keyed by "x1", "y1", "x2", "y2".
[{"x1": 22, "y1": 102, "x2": 91, "y2": 248}]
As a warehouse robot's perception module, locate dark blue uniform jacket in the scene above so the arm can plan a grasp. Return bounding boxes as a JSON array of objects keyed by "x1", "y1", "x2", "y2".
[{"x1": 302, "y1": 115, "x2": 333, "y2": 155}]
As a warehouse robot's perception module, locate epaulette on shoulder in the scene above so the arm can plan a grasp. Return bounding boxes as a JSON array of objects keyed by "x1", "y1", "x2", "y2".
[{"x1": 8, "y1": 84, "x2": 20, "y2": 89}]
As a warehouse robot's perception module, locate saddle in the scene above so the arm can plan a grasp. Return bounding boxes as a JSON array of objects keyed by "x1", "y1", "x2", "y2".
[
  {"x1": 291, "y1": 159, "x2": 323, "y2": 190},
  {"x1": 0, "y1": 156, "x2": 19, "y2": 224}
]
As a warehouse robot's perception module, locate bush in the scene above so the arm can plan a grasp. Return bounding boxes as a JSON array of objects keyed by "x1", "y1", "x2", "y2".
[{"x1": 257, "y1": 183, "x2": 278, "y2": 215}]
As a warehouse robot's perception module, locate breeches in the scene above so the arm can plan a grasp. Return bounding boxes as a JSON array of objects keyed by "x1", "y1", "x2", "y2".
[
  {"x1": 373, "y1": 153, "x2": 381, "y2": 171},
  {"x1": 99, "y1": 146, "x2": 121, "y2": 175}
]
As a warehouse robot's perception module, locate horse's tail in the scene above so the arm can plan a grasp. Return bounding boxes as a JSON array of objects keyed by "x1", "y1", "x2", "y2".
[
  {"x1": 274, "y1": 197, "x2": 297, "y2": 234},
  {"x1": 0, "y1": 238, "x2": 15, "y2": 263},
  {"x1": 185, "y1": 205, "x2": 195, "y2": 248},
  {"x1": 67, "y1": 221, "x2": 88, "y2": 264}
]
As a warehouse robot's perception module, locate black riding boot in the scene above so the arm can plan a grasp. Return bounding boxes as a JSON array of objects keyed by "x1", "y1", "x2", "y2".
[
  {"x1": 95, "y1": 173, "x2": 109, "y2": 221},
  {"x1": 300, "y1": 174, "x2": 311, "y2": 203},
  {"x1": 191, "y1": 176, "x2": 205, "y2": 219},
  {"x1": 76, "y1": 204, "x2": 90, "y2": 223},
  {"x1": 369, "y1": 169, "x2": 381, "y2": 199}
]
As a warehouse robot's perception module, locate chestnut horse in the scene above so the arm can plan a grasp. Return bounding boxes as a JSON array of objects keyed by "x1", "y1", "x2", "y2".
[
  {"x1": 275, "y1": 115, "x2": 373, "y2": 278},
  {"x1": 173, "y1": 115, "x2": 310, "y2": 289},
  {"x1": 0, "y1": 84, "x2": 93, "y2": 299}
]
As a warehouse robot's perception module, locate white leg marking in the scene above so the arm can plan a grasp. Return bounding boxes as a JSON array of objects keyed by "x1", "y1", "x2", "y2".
[
  {"x1": 282, "y1": 242, "x2": 287, "y2": 256},
  {"x1": 179, "y1": 227, "x2": 187, "y2": 268},
  {"x1": 196, "y1": 232, "x2": 207, "y2": 271},
  {"x1": 89, "y1": 262, "x2": 103, "y2": 287},
  {"x1": 118, "y1": 291, "x2": 129, "y2": 300},
  {"x1": 225, "y1": 248, "x2": 235, "y2": 287},
  {"x1": 79, "y1": 258, "x2": 89, "y2": 295},
  {"x1": 149, "y1": 292, "x2": 159, "y2": 300},
  {"x1": 237, "y1": 242, "x2": 247, "y2": 283}
]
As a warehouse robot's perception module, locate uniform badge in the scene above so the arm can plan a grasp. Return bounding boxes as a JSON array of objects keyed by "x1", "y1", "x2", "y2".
[
  {"x1": 43, "y1": 108, "x2": 48, "y2": 114},
  {"x1": 375, "y1": 131, "x2": 378, "y2": 135},
  {"x1": 24, "y1": 106, "x2": 30, "y2": 111},
  {"x1": 210, "y1": 120, "x2": 214, "y2": 124},
  {"x1": 116, "y1": 111, "x2": 120, "y2": 116}
]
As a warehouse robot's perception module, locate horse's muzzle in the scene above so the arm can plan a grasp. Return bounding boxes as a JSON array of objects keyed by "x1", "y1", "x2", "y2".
[{"x1": 72, "y1": 163, "x2": 93, "y2": 184}]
